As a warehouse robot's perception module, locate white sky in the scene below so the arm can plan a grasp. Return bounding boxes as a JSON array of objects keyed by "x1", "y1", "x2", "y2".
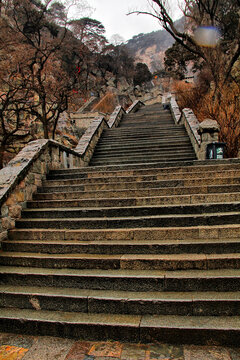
[{"x1": 74, "y1": 0, "x2": 183, "y2": 42}]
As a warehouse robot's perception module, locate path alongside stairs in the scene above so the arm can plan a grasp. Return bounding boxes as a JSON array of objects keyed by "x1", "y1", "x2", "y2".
[{"x1": 1, "y1": 104, "x2": 240, "y2": 345}]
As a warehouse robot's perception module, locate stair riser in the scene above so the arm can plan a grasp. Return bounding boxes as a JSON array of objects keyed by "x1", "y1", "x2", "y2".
[
  {"x1": 47, "y1": 162, "x2": 240, "y2": 178},
  {"x1": 21, "y1": 203, "x2": 240, "y2": 219},
  {"x1": 1, "y1": 256, "x2": 240, "y2": 271},
  {"x1": 33, "y1": 185, "x2": 240, "y2": 200},
  {"x1": 94, "y1": 142, "x2": 192, "y2": 152},
  {"x1": 15, "y1": 213, "x2": 240, "y2": 230},
  {"x1": 1, "y1": 293, "x2": 239, "y2": 316},
  {"x1": 43, "y1": 170, "x2": 240, "y2": 186},
  {"x1": 38, "y1": 177, "x2": 240, "y2": 193},
  {"x1": 1, "y1": 273, "x2": 239, "y2": 292},
  {"x1": 4, "y1": 241, "x2": 240, "y2": 255},
  {"x1": 93, "y1": 147, "x2": 194, "y2": 157},
  {"x1": 0, "y1": 318, "x2": 139, "y2": 342},
  {"x1": 28, "y1": 193, "x2": 240, "y2": 209},
  {"x1": 90, "y1": 156, "x2": 196, "y2": 166},
  {"x1": 9, "y1": 225, "x2": 240, "y2": 241}
]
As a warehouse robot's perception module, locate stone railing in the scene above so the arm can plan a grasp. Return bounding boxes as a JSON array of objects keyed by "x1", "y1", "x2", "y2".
[
  {"x1": 0, "y1": 139, "x2": 83, "y2": 242},
  {"x1": 0, "y1": 100, "x2": 144, "y2": 242},
  {"x1": 74, "y1": 100, "x2": 145, "y2": 166},
  {"x1": 126, "y1": 100, "x2": 144, "y2": 114},
  {"x1": 169, "y1": 96, "x2": 220, "y2": 160}
]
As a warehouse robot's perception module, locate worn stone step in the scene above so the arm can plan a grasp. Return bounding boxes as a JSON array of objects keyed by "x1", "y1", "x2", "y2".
[
  {"x1": 15, "y1": 212, "x2": 240, "y2": 229},
  {"x1": 37, "y1": 176, "x2": 240, "y2": 193},
  {"x1": 4, "y1": 238, "x2": 240, "y2": 255},
  {"x1": 93, "y1": 142, "x2": 193, "y2": 153},
  {"x1": 99, "y1": 130, "x2": 187, "y2": 138},
  {"x1": 20, "y1": 203, "x2": 240, "y2": 219},
  {"x1": 1, "y1": 266, "x2": 240, "y2": 292},
  {"x1": 2, "y1": 251, "x2": 240, "y2": 271},
  {"x1": 33, "y1": 184, "x2": 240, "y2": 201},
  {"x1": 47, "y1": 159, "x2": 240, "y2": 177},
  {"x1": 42, "y1": 169, "x2": 240, "y2": 186},
  {"x1": 9, "y1": 225, "x2": 240, "y2": 241},
  {"x1": 1, "y1": 285, "x2": 240, "y2": 316},
  {"x1": 91, "y1": 149, "x2": 194, "y2": 159},
  {"x1": 0, "y1": 307, "x2": 140, "y2": 342},
  {"x1": 2, "y1": 308, "x2": 239, "y2": 345},
  {"x1": 90, "y1": 157, "x2": 197, "y2": 166},
  {"x1": 90, "y1": 155, "x2": 196, "y2": 166},
  {"x1": 27, "y1": 193, "x2": 240, "y2": 209}
]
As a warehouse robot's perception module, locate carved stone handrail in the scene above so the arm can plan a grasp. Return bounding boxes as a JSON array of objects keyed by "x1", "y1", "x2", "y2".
[
  {"x1": 169, "y1": 96, "x2": 220, "y2": 161},
  {"x1": 0, "y1": 139, "x2": 83, "y2": 241}
]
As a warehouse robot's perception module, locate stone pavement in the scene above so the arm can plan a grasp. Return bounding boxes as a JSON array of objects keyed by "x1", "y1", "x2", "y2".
[{"x1": 0, "y1": 332, "x2": 239, "y2": 360}]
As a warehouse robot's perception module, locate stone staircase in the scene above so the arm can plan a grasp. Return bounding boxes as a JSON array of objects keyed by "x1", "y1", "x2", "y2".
[
  {"x1": 90, "y1": 103, "x2": 196, "y2": 166},
  {"x1": 1, "y1": 104, "x2": 240, "y2": 345}
]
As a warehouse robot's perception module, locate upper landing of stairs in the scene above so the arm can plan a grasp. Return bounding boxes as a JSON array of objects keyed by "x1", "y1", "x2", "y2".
[{"x1": 90, "y1": 103, "x2": 197, "y2": 166}]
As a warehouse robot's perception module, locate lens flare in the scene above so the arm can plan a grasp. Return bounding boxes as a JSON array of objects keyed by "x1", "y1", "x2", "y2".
[{"x1": 194, "y1": 26, "x2": 221, "y2": 47}]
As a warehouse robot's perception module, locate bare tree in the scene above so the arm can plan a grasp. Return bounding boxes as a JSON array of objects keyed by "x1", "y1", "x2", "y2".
[{"x1": 129, "y1": 0, "x2": 240, "y2": 90}]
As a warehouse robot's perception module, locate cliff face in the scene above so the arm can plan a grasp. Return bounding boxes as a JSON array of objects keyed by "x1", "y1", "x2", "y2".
[{"x1": 126, "y1": 17, "x2": 184, "y2": 72}]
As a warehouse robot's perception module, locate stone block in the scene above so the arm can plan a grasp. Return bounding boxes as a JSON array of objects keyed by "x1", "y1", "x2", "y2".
[{"x1": 9, "y1": 205, "x2": 22, "y2": 219}]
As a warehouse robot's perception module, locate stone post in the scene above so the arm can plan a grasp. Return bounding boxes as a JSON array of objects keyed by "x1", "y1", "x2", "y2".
[{"x1": 198, "y1": 119, "x2": 220, "y2": 160}]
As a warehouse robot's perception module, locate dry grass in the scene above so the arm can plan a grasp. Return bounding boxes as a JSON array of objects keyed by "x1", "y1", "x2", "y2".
[
  {"x1": 173, "y1": 80, "x2": 240, "y2": 158},
  {"x1": 93, "y1": 93, "x2": 118, "y2": 114}
]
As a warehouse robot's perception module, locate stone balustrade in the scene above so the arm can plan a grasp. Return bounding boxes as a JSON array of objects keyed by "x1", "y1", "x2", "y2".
[
  {"x1": 169, "y1": 96, "x2": 221, "y2": 160},
  {"x1": 0, "y1": 139, "x2": 83, "y2": 242}
]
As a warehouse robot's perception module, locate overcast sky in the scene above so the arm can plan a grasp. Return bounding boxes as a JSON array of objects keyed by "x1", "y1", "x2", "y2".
[{"x1": 78, "y1": 0, "x2": 182, "y2": 42}]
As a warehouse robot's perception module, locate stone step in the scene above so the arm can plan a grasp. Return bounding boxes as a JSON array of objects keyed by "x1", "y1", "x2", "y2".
[
  {"x1": 90, "y1": 156, "x2": 197, "y2": 166},
  {"x1": 9, "y1": 225, "x2": 240, "y2": 241},
  {"x1": 2, "y1": 251, "x2": 240, "y2": 271},
  {"x1": 27, "y1": 193, "x2": 240, "y2": 209},
  {"x1": 92, "y1": 142, "x2": 193, "y2": 153},
  {"x1": 37, "y1": 177, "x2": 240, "y2": 193},
  {"x1": 97, "y1": 134, "x2": 190, "y2": 144},
  {"x1": 92, "y1": 148, "x2": 194, "y2": 158},
  {"x1": 2, "y1": 308, "x2": 240, "y2": 345},
  {"x1": 33, "y1": 184, "x2": 240, "y2": 201},
  {"x1": 1, "y1": 266, "x2": 240, "y2": 292},
  {"x1": 20, "y1": 203, "x2": 240, "y2": 219},
  {"x1": 47, "y1": 159, "x2": 240, "y2": 177},
  {"x1": 43, "y1": 169, "x2": 240, "y2": 186},
  {"x1": 1, "y1": 285, "x2": 240, "y2": 316},
  {"x1": 90, "y1": 150, "x2": 195, "y2": 161},
  {"x1": 4, "y1": 238, "x2": 240, "y2": 255},
  {"x1": 46, "y1": 162, "x2": 240, "y2": 180},
  {"x1": 14, "y1": 212, "x2": 240, "y2": 229},
  {"x1": 100, "y1": 128, "x2": 186, "y2": 136}
]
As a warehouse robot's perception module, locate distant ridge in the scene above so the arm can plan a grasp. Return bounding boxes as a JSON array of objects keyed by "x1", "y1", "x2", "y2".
[{"x1": 126, "y1": 17, "x2": 184, "y2": 72}]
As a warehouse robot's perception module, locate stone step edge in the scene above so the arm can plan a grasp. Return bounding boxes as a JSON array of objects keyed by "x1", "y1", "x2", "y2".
[
  {"x1": 47, "y1": 159, "x2": 240, "y2": 174},
  {"x1": 1, "y1": 265, "x2": 240, "y2": 278},
  {"x1": 5, "y1": 238, "x2": 240, "y2": 245},
  {"x1": 1, "y1": 308, "x2": 240, "y2": 346},
  {"x1": 8, "y1": 225, "x2": 240, "y2": 240},
  {"x1": 44, "y1": 169, "x2": 240, "y2": 182},
  {"x1": 21, "y1": 202, "x2": 240, "y2": 214},
  {"x1": 1, "y1": 285, "x2": 240, "y2": 301}
]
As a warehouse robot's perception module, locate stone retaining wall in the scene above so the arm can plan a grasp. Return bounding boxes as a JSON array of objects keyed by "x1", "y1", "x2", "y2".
[{"x1": 0, "y1": 140, "x2": 83, "y2": 242}]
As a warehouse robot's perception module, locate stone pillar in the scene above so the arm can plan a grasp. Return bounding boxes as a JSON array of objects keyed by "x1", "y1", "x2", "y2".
[{"x1": 198, "y1": 119, "x2": 220, "y2": 160}]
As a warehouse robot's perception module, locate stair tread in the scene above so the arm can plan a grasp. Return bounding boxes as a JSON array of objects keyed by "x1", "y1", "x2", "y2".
[
  {"x1": 1, "y1": 265, "x2": 240, "y2": 277},
  {"x1": 1, "y1": 285, "x2": 240, "y2": 301},
  {"x1": 1, "y1": 308, "x2": 240, "y2": 330}
]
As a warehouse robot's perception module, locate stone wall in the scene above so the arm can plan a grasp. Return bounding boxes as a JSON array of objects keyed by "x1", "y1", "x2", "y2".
[{"x1": 0, "y1": 140, "x2": 83, "y2": 243}]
